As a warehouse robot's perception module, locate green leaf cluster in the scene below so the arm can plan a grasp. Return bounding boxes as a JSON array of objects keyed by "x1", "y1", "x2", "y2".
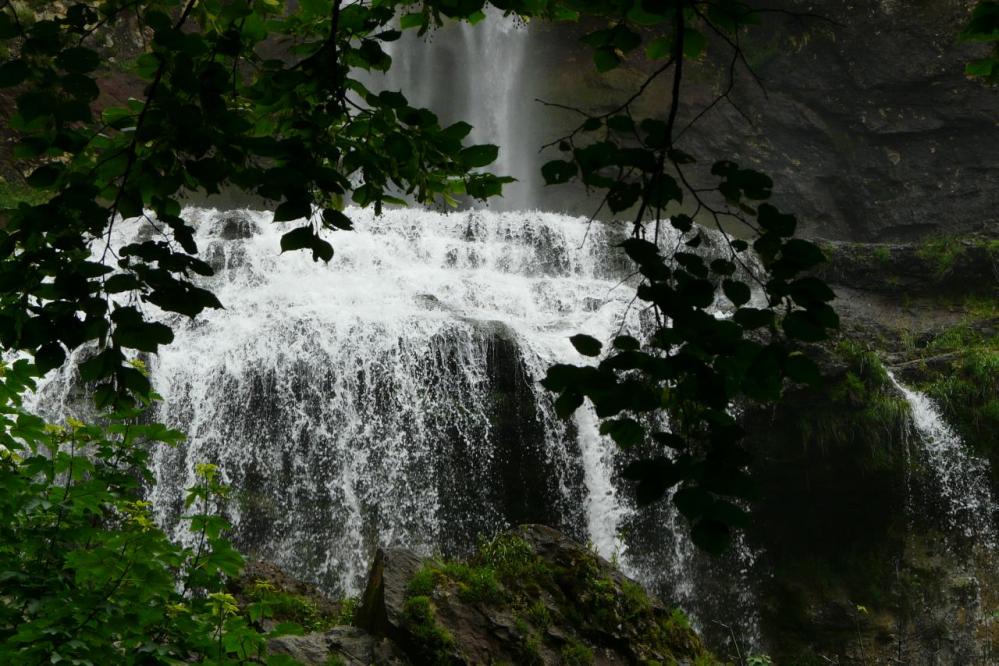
[
  {"x1": 961, "y1": 1, "x2": 999, "y2": 83},
  {"x1": 537, "y1": 0, "x2": 838, "y2": 552}
]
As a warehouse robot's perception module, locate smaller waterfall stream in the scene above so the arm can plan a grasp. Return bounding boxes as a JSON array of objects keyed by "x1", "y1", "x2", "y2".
[
  {"x1": 574, "y1": 406, "x2": 630, "y2": 559},
  {"x1": 888, "y1": 370, "x2": 995, "y2": 542}
]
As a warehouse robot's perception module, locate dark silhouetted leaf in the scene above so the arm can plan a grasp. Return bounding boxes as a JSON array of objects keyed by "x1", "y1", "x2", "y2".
[
  {"x1": 691, "y1": 520, "x2": 730, "y2": 554},
  {"x1": 593, "y1": 47, "x2": 620, "y2": 72},
  {"x1": 722, "y1": 279, "x2": 752, "y2": 307},
  {"x1": 274, "y1": 201, "x2": 311, "y2": 222},
  {"x1": 280, "y1": 226, "x2": 315, "y2": 252},
  {"x1": 0, "y1": 60, "x2": 29, "y2": 88},
  {"x1": 541, "y1": 160, "x2": 577, "y2": 185},
  {"x1": 570, "y1": 334, "x2": 602, "y2": 357},
  {"x1": 600, "y1": 417, "x2": 645, "y2": 447},
  {"x1": 459, "y1": 144, "x2": 499, "y2": 168},
  {"x1": 785, "y1": 352, "x2": 821, "y2": 384}
]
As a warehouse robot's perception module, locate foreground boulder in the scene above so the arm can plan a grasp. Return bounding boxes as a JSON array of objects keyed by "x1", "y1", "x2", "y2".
[
  {"x1": 268, "y1": 626, "x2": 409, "y2": 665},
  {"x1": 258, "y1": 525, "x2": 721, "y2": 664},
  {"x1": 355, "y1": 524, "x2": 720, "y2": 665}
]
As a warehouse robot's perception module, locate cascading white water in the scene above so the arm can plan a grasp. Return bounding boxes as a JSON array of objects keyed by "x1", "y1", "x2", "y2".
[
  {"x1": 887, "y1": 370, "x2": 995, "y2": 543},
  {"x1": 29, "y1": 205, "x2": 765, "y2": 643},
  {"x1": 573, "y1": 406, "x2": 630, "y2": 559},
  {"x1": 152, "y1": 205, "x2": 628, "y2": 589},
  {"x1": 33, "y1": 206, "x2": 637, "y2": 592}
]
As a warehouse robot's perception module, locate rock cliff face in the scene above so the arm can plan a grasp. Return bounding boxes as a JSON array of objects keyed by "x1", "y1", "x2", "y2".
[
  {"x1": 527, "y1": 0, "x2": 998, "y2": 241},
  {"x1": 690, "y1": 0, "x2": 998, "y2": 241},
  {"x1": 4, "y1": 2, "x2": 994, "y2": 242}
]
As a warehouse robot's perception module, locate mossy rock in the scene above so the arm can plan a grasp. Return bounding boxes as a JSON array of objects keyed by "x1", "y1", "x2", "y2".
[
  {"x1": 358, "y1": 525, "x2": 726, "y2": 665},
  {"x1": 229, "y1": 560, "x2": 355, "y2": 633}
]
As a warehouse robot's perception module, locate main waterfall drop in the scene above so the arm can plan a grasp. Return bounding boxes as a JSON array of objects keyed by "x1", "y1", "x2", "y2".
[
  {"x1": 35, "y1": 207, "x2": 652, "y2": 583},
  {"x1": 143, "y1": 207, "x2": 635, "y2": 591},
  {"x1": 30, "y1": 204, "x2": 763, "y2": 648}
]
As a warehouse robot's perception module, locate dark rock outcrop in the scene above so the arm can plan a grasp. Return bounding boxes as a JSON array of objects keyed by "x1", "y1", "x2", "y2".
[
  {"x1": 814, "y1": 236, "x2": 998, "y2": 298},
  {"x1": 354, "y1": 548, "x2": 425, "y2": 640},
  {"x1": 251, "y1": 526, "x2": 718, "y2": 665}
]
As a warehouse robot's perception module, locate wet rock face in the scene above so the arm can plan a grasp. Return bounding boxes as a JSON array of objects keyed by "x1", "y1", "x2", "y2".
[
  {"x1": 479, "y1": 322, "x2": 584, "y2": 537},
  {"x1": 813, "y1": 236, "x2": 998, "y2": 298},
  {"x1": 216, "y1": 214, "x2": 260, "y2": 240},
  {"x1": 269, "y1": 627, "x2": 410, "y2": 666},
  {"x1": 708, "y1": 0, "x2": 998, "y2": 241},
  {"x1": 692, "y1": 0, "x2": 999, "y2": 240},
  {"x1": 739, "y1": 336, "x2": 997, "y2": 664},
  {"x1": 529, "y1": 0, "x2": 997, "y2": 241},
  {"x1": 354, "y1": 548, "x2": 425, "y2": 641}
]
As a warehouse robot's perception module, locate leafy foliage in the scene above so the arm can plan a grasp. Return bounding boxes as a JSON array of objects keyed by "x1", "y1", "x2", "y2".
[
  {"x1": 536, "y1": 0, "x2": 838, "y2": 551},
  {"x1": 0, "y1": 361, "x2": 300, "y2": 664}
]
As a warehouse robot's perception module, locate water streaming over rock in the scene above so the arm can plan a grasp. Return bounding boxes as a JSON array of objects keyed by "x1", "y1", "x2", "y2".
[
  {"x1": 888, "y1": 370, "x2": 996, "y2": 543},
  {"x1": 29, "y1": 205, "x2": 766, "y2": 649}
]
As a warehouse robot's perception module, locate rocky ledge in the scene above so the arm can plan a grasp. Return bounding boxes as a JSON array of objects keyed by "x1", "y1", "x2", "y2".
[{"x1": 258, "y1": 524, "x2": 720, "y2": 665}]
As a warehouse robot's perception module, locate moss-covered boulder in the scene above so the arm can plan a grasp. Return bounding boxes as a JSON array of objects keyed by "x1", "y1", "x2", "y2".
[
  {"x1": 356, "y1": 525, "x2": 724, "y2": 665},
  {"x1": 229, "y1": 560, "x2": 356, "y2": 634}
]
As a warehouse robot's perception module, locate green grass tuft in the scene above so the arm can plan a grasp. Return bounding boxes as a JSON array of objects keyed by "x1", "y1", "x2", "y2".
[
  {"x1": 402, "y1": 595, "x2": 455, "y2": 666},
  {"x1": 560, "y1": 637, "x2": 594, "y2": 665}
]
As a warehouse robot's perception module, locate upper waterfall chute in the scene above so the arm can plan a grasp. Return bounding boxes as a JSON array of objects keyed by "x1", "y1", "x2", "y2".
[{"x1": 376, "y1": 9, "x2": 535, "y2": 210}]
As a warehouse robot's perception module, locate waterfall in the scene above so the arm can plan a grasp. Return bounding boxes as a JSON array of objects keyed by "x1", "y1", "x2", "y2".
[
  {"x1": 378, "y1": 11, "x2": 536, "y2": 210},
  {"x1": 29, "y1": 205, "x2": 764, "y2": 647},
  {"x1": 887, "y1": 370, "x2": 995, "y2": 543},
  {"x1": 33, "y1": 207, "x2": 637, "y2": 590},
  {"x1": 159, "y1": 205, "x2": 635, "y2": 589}
]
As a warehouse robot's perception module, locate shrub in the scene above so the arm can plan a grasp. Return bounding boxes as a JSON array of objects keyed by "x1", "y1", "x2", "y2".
[
  {"x1": 0, "y1": 361, "x2": 293, "y2": 664},
  {"x1": 560, "y1": 638, "x2": 594, "y2": 665}
]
